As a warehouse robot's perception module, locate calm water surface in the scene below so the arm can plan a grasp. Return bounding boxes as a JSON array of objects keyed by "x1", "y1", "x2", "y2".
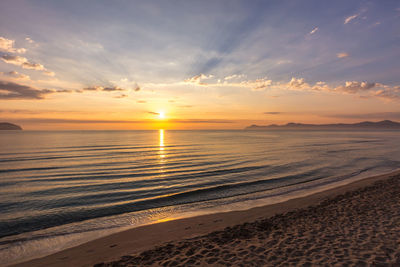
[{"x1": 1, "y1": 130, "x2": 400, "y2": 264}]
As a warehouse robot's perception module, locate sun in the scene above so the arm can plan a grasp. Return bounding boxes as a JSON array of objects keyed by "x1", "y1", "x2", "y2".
[{"x1": 158, "y1": 111, "x2": 166, "y2": 119}]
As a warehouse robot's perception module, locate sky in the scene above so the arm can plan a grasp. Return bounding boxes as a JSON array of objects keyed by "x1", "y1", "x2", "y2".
[{"x1": 0, "y1": 0, "x2": 399, "y2": 130}]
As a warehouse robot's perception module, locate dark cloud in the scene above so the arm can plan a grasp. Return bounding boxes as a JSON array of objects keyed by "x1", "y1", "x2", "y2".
[
  {"x1": 325, "y1": 112, "x2": 400, "y2": 120},
  {"x1": 56, "y1": 89, "x2": 73, "y2": 93},
  {"x1": 264, "y1": 112, "x2": 282, "y2": 115},
  {"x1": 83, "y1": 86, "x2": 125, "y2": 92},
  {"x1": 102, "y1": 87, "x2": 124, "y2": 92},
  {"x1": 0, "y1": 80, "x2": 53, "y2": 99},
  {"x1": 148, "y1": 111, "x2": 159, "y2": 115},
  {"x1": 0, "y1": 109, "x2": 83, "y2": 114},
  {"x1": 22, "y1": 61, "x2": 45, "y2": 70},
  {"x1": 171, "y1": 119, "x2": 234, "y2": 123},
  {"x1": 0, "y1": 109, "x2": 38, "y2": 114},
  {"x1": 113, "y1": 94, "x2": 128, "y2": 98}
]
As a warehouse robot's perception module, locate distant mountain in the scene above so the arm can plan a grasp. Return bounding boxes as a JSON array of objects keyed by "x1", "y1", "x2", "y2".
[
  {"x1": 245, "y1": 120, "x2": 400, "y2": 130},
  {"x1": 0, "y1": 122, "x2": 23, "y2": 130}
]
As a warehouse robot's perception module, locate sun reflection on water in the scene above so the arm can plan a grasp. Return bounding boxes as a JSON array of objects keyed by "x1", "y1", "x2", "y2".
[
  {"x1": 159, "y1": 129, "x2": 164, "y2": 149},
  {"x1": 159, "y1": 129, "x2": 166, "y2": 160}
]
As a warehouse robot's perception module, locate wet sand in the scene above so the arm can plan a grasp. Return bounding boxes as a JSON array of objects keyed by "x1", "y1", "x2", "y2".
[{"x1": 16, "y1": 170, "x2": 400, "y2": 266}]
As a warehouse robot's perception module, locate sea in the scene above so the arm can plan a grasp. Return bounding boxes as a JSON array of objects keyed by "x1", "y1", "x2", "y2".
[{"x1": 1, "y1": 129, "x2": 400, "y2": 265}]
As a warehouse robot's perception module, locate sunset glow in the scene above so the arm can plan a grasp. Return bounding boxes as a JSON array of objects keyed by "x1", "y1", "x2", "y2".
[
  {"x1": 0, "y1": 1, "x2": 399, "y2": 130},
  {"x1": 158, "y1": 112, "x2": 166, "y2": 120}
]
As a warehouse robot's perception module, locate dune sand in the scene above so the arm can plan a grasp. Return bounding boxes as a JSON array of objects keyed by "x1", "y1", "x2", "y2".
[{"x1": 16, "y1": 170, "x2": 400, "y2": 266}]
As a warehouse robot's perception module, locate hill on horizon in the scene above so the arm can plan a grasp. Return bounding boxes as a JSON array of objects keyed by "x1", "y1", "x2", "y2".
[
  {"x1": 0, "y1": 122, "x2": 23, "y2": 130},
  {"x1": 246, "y1": 120, "x2": 400, "y2": 130}
]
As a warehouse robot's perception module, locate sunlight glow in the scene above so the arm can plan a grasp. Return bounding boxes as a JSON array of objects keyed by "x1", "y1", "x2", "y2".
[{"x1": 158, "y1": 111, "x2": 166, "y2": 119}]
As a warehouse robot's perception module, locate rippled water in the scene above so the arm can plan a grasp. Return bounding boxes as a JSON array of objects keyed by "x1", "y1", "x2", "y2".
[{"x1": 1, "y1": 129, "x2": 400, "y2": 265}]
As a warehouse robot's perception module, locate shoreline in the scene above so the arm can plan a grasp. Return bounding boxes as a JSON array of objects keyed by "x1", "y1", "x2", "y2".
[{"x1": 15, "y1": 169, "x2": 400, "y2": 266}]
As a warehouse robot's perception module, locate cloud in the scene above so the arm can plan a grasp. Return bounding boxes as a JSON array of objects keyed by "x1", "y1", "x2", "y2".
[
  {"x1": 183, "y1": 74, "x2": 272, "y2": 91},
  {"x1": 344, "y1": 14, "x2": 359, "y2": 24},
  {"x1": 276, "y1": 59, "x2": 292, "y2": 65},
  {"x1": 0, "y1": 71, "x2": 30, "y2": 80},
  {"x1": 185, "y1": 74, "x2": 214, "y2": 85},
  {"x1": 1, "y1": 54, "x2": 55, "y2": 76},
  {"x1": 1, "y1": 55, "x2": 27, "y2": 65},
  {"x1": 0, "y1": 109, "x2": 40, "y2": 114},
  {"x1": 137, "y1": 100, "x2": 147, "y2": 103},
  {"x1": 1, "y1": 55, "x2": 47, "y2": 71},
  {"x1": 311, "y1": 81, "x2": 330, "y2": 91},
  {"x1": 286, "y1": 78, "x2": 400, "y2": 101},
  {"x1": 372, "y1": 87, "x2": 400, "y2": 100},
  {"x1": 43, "y1": 70, "x2": 55, "y2": 76},
  {"x1": 21, "y1": 62, "x2": 45, "y2": 70},
  {"x1": 102, "y1": 87, "x2": 124, "y2": 92},
  {"x1": 113, "y1": 94, "x2": 128, "y2": 98},
  {"x1": 287, "y1": 77, "x2": 310, "y2": 89},
  {"x1": 0, "y1": 109, "x2": 86, "y2": 115},
  {"x1": 245, "y1": 78, "x2": 273, "y2": 91},
  {"x1": 110, "y1": 78, "x2": 141, "y2": 92},
  {"x1": 335, "y1": 81, "x2": 376, "y2": 93},
  {"x1": 219, "y1": 77, "x2": 272, "y2": 91},
  {"x1": 264, "y1": 112, "x2": 282, "y2": 115},
  {"x1": 56, "y1": 89, "x2": 74, "y2": 93},
  {"x1": 277, "y1": 77, "x2": 399, "y2": 101},
  {"x1": 0, "y1": 37, "x2": 26, "y2": 53},
  {"x1": 309, "y1": 27, "x2": 318, "y2": 35},
  {"x1": 325, "y1": 112, "x2": 400, "y2": 120},
  {"x1": 148, "y1": 111, "x2": 159, "y2": 115},
  {"x1": 285, "y1": 78, "x2": 381, "y2": 95},
  {"x1": 0, "y1": 80, "x2": 53, "y2": 99},
  {"x1": 25, "y1": 37, "x2": 34, "y2": 44},
  {"x1": 181, "y1": 74, "x2": 400, "y2": 101},
  {"x1": 337, "y1": 52, "x2": 349, "y2": 58},
  {"x1": 83, "y1": 86, "x2": 125, "y2": 92},
  {"x1": 82, "y1": 86, "x2": 97, "y2": 91},
  {"x1": 171, "y1": 119, "x2": 234, "y2": 124},
  {"x1": 224, "y1": 74, "x2": 245, "y2": 80}
]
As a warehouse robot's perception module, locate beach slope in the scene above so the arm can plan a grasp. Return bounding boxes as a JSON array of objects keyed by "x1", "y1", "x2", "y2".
[{"x1": 16, "y1": 170, "x2": 400, "y2": 266}]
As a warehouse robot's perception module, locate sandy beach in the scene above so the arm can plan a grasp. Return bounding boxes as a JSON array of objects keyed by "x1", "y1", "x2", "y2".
[{"x1": 16, "y1": 170, "x2": 400, "y2": 266}]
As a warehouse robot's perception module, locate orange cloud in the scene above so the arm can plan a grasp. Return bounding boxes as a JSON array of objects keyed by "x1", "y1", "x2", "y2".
[
  {"x1": 337, "y1": 52, "x2": 349, "y2": 58},
  {"x1": 0, "y1": 37, "x2": 26, "y2": 53},
  {"x1": 0, "y1": 71, "x2": 30, "y2": 80}
]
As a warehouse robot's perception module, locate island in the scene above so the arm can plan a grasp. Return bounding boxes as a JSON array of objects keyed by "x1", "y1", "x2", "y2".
[
  {"x1": 0, "y1": 122, "x2": 23, "y2": 130},
  {"x1": 246, "y1": 120, "x2": 400, "y2": 130}
]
